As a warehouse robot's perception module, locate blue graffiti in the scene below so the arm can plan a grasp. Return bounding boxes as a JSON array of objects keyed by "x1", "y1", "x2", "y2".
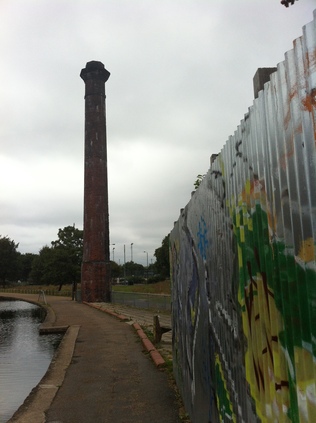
[{"x1": 197, "y1": 217, "x2": 209, "y2": 260}]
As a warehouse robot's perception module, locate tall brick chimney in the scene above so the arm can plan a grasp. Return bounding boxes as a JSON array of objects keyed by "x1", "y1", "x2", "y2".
[{"x1": 80, "y1": 61, "x2": 111, "y2": 302}]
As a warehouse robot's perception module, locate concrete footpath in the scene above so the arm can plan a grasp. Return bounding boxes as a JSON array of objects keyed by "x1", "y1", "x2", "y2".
[{"x1": 1, "y1": 293, "x2": 182, "y2": 423}]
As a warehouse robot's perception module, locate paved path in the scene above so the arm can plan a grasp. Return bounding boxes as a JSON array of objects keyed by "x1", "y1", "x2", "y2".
[
  {"x1": 1, "y1": 294, "x2": 181, "y2": 423},
  {"x1": 91, "y1": 302, "x2": 172, "y2": 360}
]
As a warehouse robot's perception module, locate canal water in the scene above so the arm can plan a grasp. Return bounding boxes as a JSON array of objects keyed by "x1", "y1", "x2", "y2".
[{"x1": 0, "y1": 299, "x2": 62, "y2": 422}]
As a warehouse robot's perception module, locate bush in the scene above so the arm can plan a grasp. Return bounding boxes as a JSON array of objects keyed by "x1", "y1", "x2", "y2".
[
  {"x1": 146, "y1": 275, "x2": 163, "y2": 284},
  {"x1": 128, "y1": 276, "x2": 144, "y2": 285}
]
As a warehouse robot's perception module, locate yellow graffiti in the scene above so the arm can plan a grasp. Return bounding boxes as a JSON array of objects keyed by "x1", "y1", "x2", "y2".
[
  {"x1": 215, "y1": 354, "x2": 237, "y2": 423},
  {"x1": 239, "y1": 272, "x2": 291, "y2": 422},
  {"x1": 235, "y1": 178, "x2": 316, "y2": 422},
  {"x1": 297, "y1": 237, "x2": 315, "y2": 263},
  {"x1": 294, "y1": 347, "x2": 316, "y2": 422}
]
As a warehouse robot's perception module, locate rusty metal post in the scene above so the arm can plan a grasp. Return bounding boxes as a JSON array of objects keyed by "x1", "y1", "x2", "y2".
[{"x1": 80, "y1": 61, "x2": 111, "y2": 302}]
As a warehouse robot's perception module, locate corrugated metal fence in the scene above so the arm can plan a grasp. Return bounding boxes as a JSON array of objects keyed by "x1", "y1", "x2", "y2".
[{"x1": 170, "y1": 10, "x2": 316, "y2": 423}]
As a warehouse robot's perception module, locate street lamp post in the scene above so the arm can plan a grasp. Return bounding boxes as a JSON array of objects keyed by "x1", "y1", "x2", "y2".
[
  {"x1": 131, "y1": 243, "x2": 134, "y2": 262},
  {"x1": 110, "y1": 243, "x2": 115, "y2": 262},
  {"x1": 143, "y1": 251, "x2": 148, "y2": 280},
  {"x1": 124, "y1": 244, "x2": 126, "y2": 280}
]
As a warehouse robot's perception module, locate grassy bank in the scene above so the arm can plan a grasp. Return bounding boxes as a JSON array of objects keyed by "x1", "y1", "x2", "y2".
[
  {"x1": 0, "y1": 284, "x2": 72, "y2": 297},
  {"x1": 0, "y1": 280, "x2": 171, "y2": 296},
  {"x1": 112, "y1": 280, "x2": 171, "y2": 295}
]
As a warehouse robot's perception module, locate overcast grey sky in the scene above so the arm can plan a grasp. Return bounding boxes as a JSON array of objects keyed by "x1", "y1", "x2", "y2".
[{"x1": 0, "y1": 0, "x2": 314, "y2": 266}]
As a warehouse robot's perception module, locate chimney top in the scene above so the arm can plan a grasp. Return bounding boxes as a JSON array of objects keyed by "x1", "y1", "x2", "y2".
[{"x1": 80, "y1": 61, "x2": 110, "y2": 83}]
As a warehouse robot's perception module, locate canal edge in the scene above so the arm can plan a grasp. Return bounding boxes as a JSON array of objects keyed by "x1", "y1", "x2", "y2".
[{"x1": 8, "y1": 324, "x2": 80, "y2": 423}]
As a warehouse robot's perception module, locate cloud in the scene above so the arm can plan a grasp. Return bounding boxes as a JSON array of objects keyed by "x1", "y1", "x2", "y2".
[{"x1": 0, "y1": 0, "x2": 314, "y2": 266}]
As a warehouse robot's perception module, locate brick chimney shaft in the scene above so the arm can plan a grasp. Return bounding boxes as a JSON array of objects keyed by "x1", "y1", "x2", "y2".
[{"x1": 80, "y1": 61, "x2": 111, "y2": 302}]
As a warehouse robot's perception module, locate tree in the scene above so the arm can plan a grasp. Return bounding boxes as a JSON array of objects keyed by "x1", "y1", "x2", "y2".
[
  {"x1": 0, "y1": 236, "x2": 19, "y2": 287},
  {"x1": 30, "y1": 246, "x2": 54, "y2": 285},
  {"x1": 280, "y1": 0, "x2": 296, "y2": 7},
  {"x1": 17, "y1": 253, "x2": 37, "y2": 282},
  {"x1": 110, "y1": 261, "x2": 120, "y2": 280},
  {"x1": 154, "y1": 235, "x2": 170, "y2": 278},
  {"x1": 123, "y1": 261, "x2": 144, "y2": 278},
  {"x1": 30, "y1": 225, "x2": 83, "y2": 296},
  {"x1": 51, "y1": 225, "x2": 83, "y2": 252}
]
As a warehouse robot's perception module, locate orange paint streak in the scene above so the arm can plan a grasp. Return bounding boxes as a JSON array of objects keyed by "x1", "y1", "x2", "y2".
[
  {"x1": 301, "y1": 88, "x2": 316, "y2": 145},
  {"x1": 305, "y1": 47, "x2": 316, "y2": 74},
  {"x1": 283, "y1": 87, "x2": 297, "y2": 130},
  {"x1": 279, "y1": 136, "x2": 294, "y2": 170}
]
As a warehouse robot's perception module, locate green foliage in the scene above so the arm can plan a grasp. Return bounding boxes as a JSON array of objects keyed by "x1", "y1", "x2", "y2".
[
  {"x1": 0, "y1": 236, "x2": 19, "y2": 286},
  {"x1": 112, "y1": 279, "x2": 171, "y2": 294},
  {"x1": 154, "y1": 235, "x2": 170, "y2": 278},
  {"x1": 194, "y1": 173, "x2": 206, "y2": 189},
  {"x1": 147, "y1": 275, "x2": 163, "y2": 284},
  {"x1": 122, "y1": 261, "x2": 144, "y2": 277},
  {"x1": 30, "y1": 246, "x2": 51, "y2": 284},
  {"x1": 128, "y1": 275, "x2": 144, "y2": 284},
  {"x1": 30, "y1": 225, "x2": 83, "y2": 289},
  {"x1": 110, "y1": 260, "x2": 120, "y2": 278},
  {"x1": 17, "y1": 253, "x2": 37, "y2": 282},
  {"x1": 51, "y1": 225, "x2": 83, "y2": 252}
]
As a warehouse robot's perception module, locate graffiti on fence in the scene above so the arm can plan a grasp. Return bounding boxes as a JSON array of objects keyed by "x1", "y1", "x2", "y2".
[
  {"x1": 233, "y1": 186, "x2": 316, "y2": 422},
  {"x1": 170, "y1": 11, "x2": 316, "y2": 423}
]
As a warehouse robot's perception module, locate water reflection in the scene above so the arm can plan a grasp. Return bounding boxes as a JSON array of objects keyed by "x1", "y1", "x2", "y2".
[{"x1": 0, "y1": 299, "x2": 62, "y2": 422}]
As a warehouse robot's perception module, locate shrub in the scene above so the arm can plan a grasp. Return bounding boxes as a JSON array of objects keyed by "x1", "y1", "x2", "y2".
[
  {"x1": 128, "y1": 275, "x2": 144, "y2": 285},
  {"x1": 146, "y1": 275, "x2": 163, "y2": 284}
]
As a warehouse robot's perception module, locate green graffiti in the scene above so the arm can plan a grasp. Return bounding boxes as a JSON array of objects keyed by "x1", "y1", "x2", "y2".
[
  {"x1": 233, "y1": 199, "x2": 316, "y2": 422},
  {"x1": 215, "y1": 354, "x2": 236, "y2": 423}
]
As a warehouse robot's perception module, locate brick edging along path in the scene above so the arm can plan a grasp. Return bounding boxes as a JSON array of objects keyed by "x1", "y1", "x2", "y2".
[{"x1": 84, "y1": 301, "x2": 166, "y2": 367}]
